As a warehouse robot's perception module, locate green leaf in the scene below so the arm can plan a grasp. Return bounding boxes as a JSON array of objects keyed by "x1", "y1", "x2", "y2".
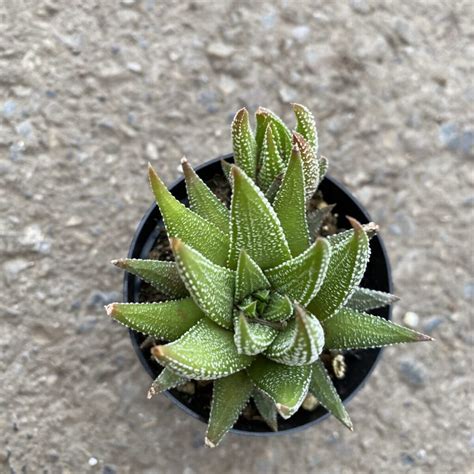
[
  {"x1": 319, "y1": 156, "x2": 328, "y2": 183},
  {"x1": 105, "y1": 298, "x2": 204, "y2": 341},
  {"x1": 262, "y1": 292, "x2": 293, "y2": 322},
  {"x1": 306, "y1": 205, "x2": 336, "y2": 240},
  {"x1": 171, "y1": 239, "x2": 234, "y2": 329},
  {"x1": 228, "y1": 166, "x2": 291, "y2": 270},
  {"x1": 152, "y1": 318, "x2": 254, "y2": 379},
  {"x1": 148, "y1": 164, "x2": 229, "y2": 265},
  {"x1": 253, "y1": 389, "x2": 278, "y2": 431},
  {"x1": 308, "y1": 218, "x2": 370, "y2": 321},
  {"x1": 323, "y1": 308, "x2": 432, "y2": 350},
  {"x1": 235, "y1": 249, "x2": 270, "y2": 303},
  {"x1": 205, "y1": 371, "x2": 253, "y2": 448},
  {"x1": 181, "y1": 157, "x2": 229, "y2": 233},
  {"x1": 256, "y1": 107, "x2": 292, "y2": 160},
  {"x1": 273, "y1": 147, "x2": 310, "y2": 256},
  {"x1": 221, "y1": 159, "x2": 233, "y2": 183},
  {"x1": 265, "y1": 238, "x2": 331, "y2": 306},
  {"x1": 232, "y1": 108, "x2": 257, "y2": 179},
  {"x1": 255, "y1": 110, "x2": 270, "y2": 162},
  {"x1": 112, "y1": 258, "x2": 188, "y2": 298},
  {"x1": 147, "y1": 367, "x2": 187, "y2": 399},
  {"x1": 234, "y1": 313, "x2": 277, "y2": 356},
  {"x1": 310, "y1": 360, "x2": 352, "y2": 430},
  {"x1": 292, "y1": 103, "x2": 318, "y2": 154},
  {"x1": 292, "y1": 131, "x2": 319, "y2": 201},
  {"x1": 258, "y1": 124, "x2": 285, "y2": 192},
  {"x1": 265, "y1": 304, "x2": 325, "y2": 366},
  {"x1": 248, "y1": 357, "x2": 311, "y2": 419},
  {"x1": 346, "y1": 287, "x2": 399, "y2": 312}
]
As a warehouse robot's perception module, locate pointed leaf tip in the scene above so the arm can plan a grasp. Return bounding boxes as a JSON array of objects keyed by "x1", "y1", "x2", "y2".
[
  {"x1": 105, "y1": 303, "x2": 116, "y2": 317},
  {"x1": 346, "y1": 216, "x2": 364, "y2": 232},
  {"x1": 151, "y1": 345, "x2": 165, "y2": 360},
  {"x1": 204, "y1": 438, "x2": 216, "y2": 449}
]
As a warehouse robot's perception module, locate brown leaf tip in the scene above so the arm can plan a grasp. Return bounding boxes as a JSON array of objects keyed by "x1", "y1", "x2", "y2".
[
  {"x1": 111, "y1": 259, "x2": 126, "y2": 268},
  {"x1": 346, "y1": 216, "x2": 363, "y2": 232},
  {"x1": 105, "y1": 303, "x2": 117, "y2": 317},
  {"x1": 233, "y1": 107, "x2": 248, "y2": 123},
  {"x1": 151, "y1": 345, "x2": 165, "y2": 359},
  {"x1": 204, "y1": 437, "x2": 216, "y2": 449},
  {"x1": 417, "y1": 333, "x2": 434, "y2": 342},
  {"x1": 169, "y1": 237, "x2": 182, "y2": 252}
]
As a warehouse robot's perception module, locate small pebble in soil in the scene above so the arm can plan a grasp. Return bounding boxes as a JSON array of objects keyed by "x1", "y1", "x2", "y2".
[
  {"x1": 302, "y1": 393, "x2": 319, "y2": 411},
  {"x1": 88, "y1": 457, "x2": 98, "y2": 466},
  {"x1": 422, "y1": 316, "x2": 444, "y2": 334},
  {"x1": 403, "y1": 311, "x2": 419, "y2": 328},
  {"x1": 332, "y1": 354, "x2": 346, "y2": 379}
]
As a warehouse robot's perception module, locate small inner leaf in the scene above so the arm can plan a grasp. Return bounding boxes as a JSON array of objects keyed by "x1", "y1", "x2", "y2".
[
  {"x1": 234, "y1": 313, "x2": 277, "y2": 356},
  {"x1": 323, "y1": 308, "x2": 432, "y2": 350},
  {"x1": 105, "y1": 299, "x2": 204, "y2": 341},
  {"x1": 265, "y1": 304, "x2": 325, "y2": 366},
  {"x1": 247, "y1": 357, "x2": 311, "y2": 419},
  {"x1": 256, "y1": 107, "x2": 293, "y2": 160},
  {"x1": 205, "y1": 371, "x2": 253, "y2": 448},
  {"x1": 235, "y1": 249, "x2": 270, "y2": 303},
  {"x1": 262, "y1": 292, "x2": 293, "y2": 322},
  {"x1": 265, "y1": 238, "x2": 331, "y2": 306},
  {"x1": 171, "y1": 239, "x2": 234, "y2": 330},
  {"x1": 152, "y1": 318, "x2": 254, "y2": 380}
]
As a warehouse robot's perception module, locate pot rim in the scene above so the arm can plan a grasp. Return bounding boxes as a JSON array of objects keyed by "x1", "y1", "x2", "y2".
[{"x1": 125, "y1": 153, "x2": 393, "y2": 437}]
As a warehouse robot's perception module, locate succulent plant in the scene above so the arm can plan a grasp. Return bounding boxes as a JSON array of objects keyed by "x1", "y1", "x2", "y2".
[{"x1": 106, "y1": 104, "x2": 431, "y2": 447}]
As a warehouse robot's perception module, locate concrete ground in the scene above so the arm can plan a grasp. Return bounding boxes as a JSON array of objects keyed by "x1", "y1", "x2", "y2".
[{"x1": 0, "y1": 0, "x2": 473, "y2": 473}]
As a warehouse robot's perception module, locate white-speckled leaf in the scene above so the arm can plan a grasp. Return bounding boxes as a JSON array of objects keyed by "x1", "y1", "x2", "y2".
[
  {"x1": 152, "y1": 318, "x2": 254, "y2": 380},
  {"x1": 148, "y1": 165, "x2": 229, "y2": 265},
  {"x1": 323, "y1": 308, "x2": 432, "y2": 350},
  {"x1": 234, "y1": 313, "x2": 277, "y2": 356},
  {"x1": 292, "y1": 103, "x2": 318, "y2": 154},
  {"x1": 292, "y1": 131, "x2": 319, "y2": 201},
  {"x1": 256, "y1": 107, "x2": 292, "y2": 160},
  {"x1": 265, "y1": 238, "x2": 331, "y2": 306},
  {"x1": 105, "y1": 299, "x2": 203, "y2": 341},
  {"x1": 308, "y1": 219, "x2": 370, "y2": 321},
  {"x1": 112, "y1": 258, "x2": 188, "y2": 298},
  {"x1": 232, "y1": 108, "x2": 257, "y2": 179},
  {"x1": 346, "y1": 287, "x2": 399, "y2": 312},
  {"x1": 265, "y1": 304, "x2": 325, "y2": 366},
  {"x1": 235, "y1": 249, "x2": 270, "y2": 303},
  {"x1": 262, "y1": 292, "x2": 293, "y2": 322},
  {"x1": 258, "y1": 124, "x2": 285, "y2": 192},
  {"x1": 310, "y1": 360, "x2": 352, "y2": 430},
  {"x1": 182, "y1": 158, "x2": 229, "y2": 233},
  {"x1": 205, "y1": 371, "x2": 253, "y2": 448},
  {"x1": 228, "y1": 166, "x2": 291, "y2": 270},
  {"x1": 319, "y1": 156, "x2": 328, "y2": 184},
  {"x1": 147, "y1": 367, "x2": 187, "y2": 399},
  {"x1": 255, "y1": 110, "x2": 270, "y2": 163},
  {"x1": 253, "y1": 389, "x2": 278, "y2": 431},
  {"x1": 171, "y1": 239, "x2": 234, "y2": 329},
  {"x1": 273, "y1": 148, "x2": 310, "y2": 256},
  {"x1": 247, "y1": 357, "x2": 311, "y2": 419}
]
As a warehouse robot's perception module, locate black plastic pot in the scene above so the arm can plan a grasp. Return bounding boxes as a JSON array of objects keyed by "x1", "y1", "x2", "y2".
[{"x1": 124, "y1": 154, "x2": 393, "y2": 436}]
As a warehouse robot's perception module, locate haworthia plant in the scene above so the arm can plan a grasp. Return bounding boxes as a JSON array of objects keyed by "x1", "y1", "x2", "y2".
[{"x1": 106, "y1": 104, "x2": 432, "y2": 447}]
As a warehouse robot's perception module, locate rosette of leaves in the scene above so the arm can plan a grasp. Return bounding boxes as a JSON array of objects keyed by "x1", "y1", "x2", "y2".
[{"x1": 106, "y1": 104, "x2": 431, "y2": 447}]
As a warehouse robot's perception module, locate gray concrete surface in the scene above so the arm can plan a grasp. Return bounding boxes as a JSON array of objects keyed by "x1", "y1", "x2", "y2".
[{"x1": 1, "y1": 0, "x2": 473, "y2": 473}]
